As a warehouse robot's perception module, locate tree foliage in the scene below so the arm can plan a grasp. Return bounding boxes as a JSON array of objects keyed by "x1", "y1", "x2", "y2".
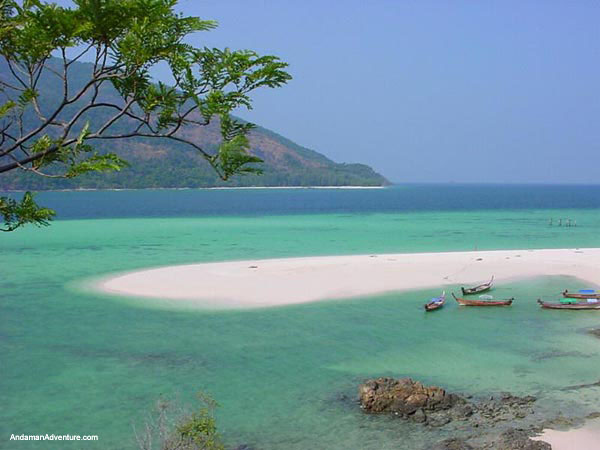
[
  {"x1": 134, "y1": 392, "x2": 224, "y2": 450},
  {"x1": 0, "y1": 190, "x2": 54, "y2": 231},
  {"x1": 0, "y1": 0, "x2": 291, "y2": 230}
]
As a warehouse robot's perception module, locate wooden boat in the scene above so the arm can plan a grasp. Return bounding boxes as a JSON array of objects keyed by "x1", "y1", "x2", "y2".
[
  {"x1": 562, "y1": 289, "x2": 600, "y2": 300},
  {"x1": 424, "y1": 291, "x2": 446, "y2": 311},
  {"x1": 452, "y1": 293, "x2": 513, "y2": 306},
  {"x1": 537, "y1": 299, "x2": 600, "y2": 310},
  {"x1": 461, "y1": 276, "x2": 494, "y2": 295}
]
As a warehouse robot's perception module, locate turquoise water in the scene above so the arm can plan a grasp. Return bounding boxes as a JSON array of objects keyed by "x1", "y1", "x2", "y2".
[{"x1": 3, "y1": 188, "x2": 600, "y2": 449}]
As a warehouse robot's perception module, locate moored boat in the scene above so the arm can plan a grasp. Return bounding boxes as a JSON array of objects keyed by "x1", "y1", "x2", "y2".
[
  {"x1": 562, "y1": 289, "x2": 600, "y2": 299},
  {"x1": 425, "y1": 291, "x2": 446, "y2": 311},
  {"x1": 461, "y1": 276, "x2": 494, "y2": 295},
  {"x1": 452, "y1": 293, "x2": 513, "y2": 306},
  {"x1": 537, "y1": 299, "x2": 600, "y2": 310}
]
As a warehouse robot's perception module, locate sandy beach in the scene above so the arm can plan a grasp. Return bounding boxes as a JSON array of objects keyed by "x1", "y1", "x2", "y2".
[
  {"x1": 98, "y1": 247, "x2": 600, "y2": 308},
  {"x1": 532, "y1": 418, "x2": 600, "y2": 450}
]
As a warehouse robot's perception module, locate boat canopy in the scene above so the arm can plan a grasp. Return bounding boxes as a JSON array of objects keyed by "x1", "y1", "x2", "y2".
[{"x1": 560, "y1": 299, "x2": 578, "y2": 304}]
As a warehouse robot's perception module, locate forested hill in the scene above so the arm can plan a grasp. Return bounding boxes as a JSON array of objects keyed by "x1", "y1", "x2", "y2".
[{"x1": 0, "y1": 59, "x2": 388, "y2": 190}]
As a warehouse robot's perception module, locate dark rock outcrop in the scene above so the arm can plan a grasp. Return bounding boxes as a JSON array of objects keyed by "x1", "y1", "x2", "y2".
[
  {"x1": 475, "y1": 393, "x2": 536, "y2": 422},
  {"x1": 434, "y1": 428, "x2": 551, "y2": 450},
  {"x1": 432, "y1": 437, "x2": 475, "y2": 450},
  {"x1": 358, "y1": 377, "x2": 462, "y2": 418},
  {"x1": 358, "y1": 378, "x2": 537, "y2": 428},
  {"x1": 358, "y1": 377, "x2": 551, "y2": 449},
  {"x1": 490, "y1": 428, "x2": 551, "y2": 450}
]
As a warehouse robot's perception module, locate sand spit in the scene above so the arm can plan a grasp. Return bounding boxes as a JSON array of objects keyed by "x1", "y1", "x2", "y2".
[{"x1": 97, "y1": 248, "x2": 600, "y2": 308}]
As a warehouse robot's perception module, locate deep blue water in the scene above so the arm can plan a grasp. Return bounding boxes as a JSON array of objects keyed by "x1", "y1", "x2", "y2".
[{"x1": 3, "y1": 184, "x2": 600, "y2": 219}]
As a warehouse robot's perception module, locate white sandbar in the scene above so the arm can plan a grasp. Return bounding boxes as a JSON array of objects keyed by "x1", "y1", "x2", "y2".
[{"x1": 96, "y1": 248, "x2": 600, "y2": 308}]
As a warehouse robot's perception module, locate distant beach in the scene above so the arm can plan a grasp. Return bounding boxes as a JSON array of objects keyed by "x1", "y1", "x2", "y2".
[
  {"x1": 97, "y1": 248, "x2": 600, "y2": 308},
  {"x1": 1, "y1": 185, "x2": 387, "y2": 193}
]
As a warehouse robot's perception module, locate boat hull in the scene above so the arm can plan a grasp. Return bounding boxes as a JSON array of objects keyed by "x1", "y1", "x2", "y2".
[
  {"x1": 453, "y1": 293, "x2": 513, "y2": 306},
  {"x1": 461, "y1": 276, "x2": 494, "y2": 296},
  {"x1": 562, "y1": 290, "x2": 600, "y2": 299},
  {"x1": 424, "y1": 302, "x2": 444, "y2": 311},
  {"x1": 461, "y1": 286, "x2": 492, "y2": 295},
  {"x1": 425, "y1": 292, "x2": 446, "y2": 311},
  {"x1": 538, "y1": 299, "x2": 600, "y2": 310}
]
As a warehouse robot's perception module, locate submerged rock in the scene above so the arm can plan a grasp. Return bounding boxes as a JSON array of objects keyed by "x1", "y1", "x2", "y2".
[
  {"x1": 434, "y1": 428, "x2": 551, "y2": 450},
  {"x1": 475, "y1": 393, "x2": 536, "y2": 423},
  {"x1": 539, "y1": 414, "x2": 578, "y2": 430},
  {"x1": 491, "y1": 428, "x2": 551, "y2": 450},
  {"x1": 432, "y1": 437, "x2": 475, "y2": 450}
]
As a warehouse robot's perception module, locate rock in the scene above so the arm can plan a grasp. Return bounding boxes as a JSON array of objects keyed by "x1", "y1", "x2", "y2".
[
  {"x1": 474, "y1": 393, "x2": 536, "y2": 424},
  {"x1": 540, "y1": 414, "x2": 578, "y2": 429},
  {"x1": 357, "y1": 376, "x2": 550, "y2": 449},
  {"x1": 493, "y1": 428, "x2": 551, "y2": 450},
  {"x1": 428, "y1": 413, "x2": 452, "y2": 427},
  {"x1": 452, "y1": 403, "x2": 474, "y2": 418},
  {"x1": 358, "y1": 377, "x2": 462, "y2": 415},
  {"x1": 338, "y1": 393, "x2": 350, "y2": 402},
  {"x1": 412, "y1": 408, "x2": 427, "y2": 423},
  {"x1": 436, "y1": 429, "x2": 551, "y2": 450},
  {"x1": 431, "y1": 437, "x2": 475, "y2": 450}
]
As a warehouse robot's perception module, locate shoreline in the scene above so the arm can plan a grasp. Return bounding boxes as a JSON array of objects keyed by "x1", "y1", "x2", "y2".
[
  {"x1": 532, "y1": 417, "x2": 600, "y2": 450},
  {"x1": 97, "y1": 247, "x2": 600, "y2": 308},
  {"x1": 1, "y1": 185, "x2": 387, "y2": 193}
]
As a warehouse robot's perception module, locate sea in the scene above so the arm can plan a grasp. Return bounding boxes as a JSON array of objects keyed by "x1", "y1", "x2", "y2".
[{"x1": 2, "y1": 184, "x2": 600, "y2": 449}]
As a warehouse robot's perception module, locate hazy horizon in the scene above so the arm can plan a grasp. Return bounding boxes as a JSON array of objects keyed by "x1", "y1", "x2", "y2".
[{"x1": 52, "y1": 0, "x2": 600, "y2": 184}]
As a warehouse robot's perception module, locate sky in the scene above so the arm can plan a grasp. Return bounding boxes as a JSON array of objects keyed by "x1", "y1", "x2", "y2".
[{"x1": 53, "y1": 1, "x2": 599, "y2": 183}]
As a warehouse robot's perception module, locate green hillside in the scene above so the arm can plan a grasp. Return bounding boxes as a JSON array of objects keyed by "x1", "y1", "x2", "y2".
[{"x1": 0, "y1": 59, "x2": 388, "y2": 190}]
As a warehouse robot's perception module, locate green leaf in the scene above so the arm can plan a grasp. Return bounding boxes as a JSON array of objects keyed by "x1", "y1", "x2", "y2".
[
  {"x1": 214, "y1": 132, "x2": 263, "y2": 179},
  {"x1": 0, "y1": 192, "x2": 55, "y2": 232},
  {"x1": 65, "y1": 153, "x2": 129, "y2": 178},
  {"x1": 0, "y1": 100, "x2": 16, "y2": 117},
  {"x1": 17, "y1": 87, "x2": 37, "y2": 108}
]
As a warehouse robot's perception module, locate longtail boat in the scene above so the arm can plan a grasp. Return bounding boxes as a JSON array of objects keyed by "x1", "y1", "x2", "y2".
[
  {"x1": 424, "y1": 291, "x2": 446, "y2": 311},
  {"x1": 461, "y1": 276, "x2": 494, "y2": 295},
  {"x1": 537, "y1": 299, "x2": 600, "y2": 310},
  {"x1": 562, "y1": 289, "x2": 600, "y2": 300},
  {"x1": 452, "y1": 293, "x2": 513, "y2": 306}
]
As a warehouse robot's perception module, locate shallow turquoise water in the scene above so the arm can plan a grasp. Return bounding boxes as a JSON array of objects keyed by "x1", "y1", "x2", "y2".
[{"x1": 3, "y1": 190, "x2": 600, "y2": 449}]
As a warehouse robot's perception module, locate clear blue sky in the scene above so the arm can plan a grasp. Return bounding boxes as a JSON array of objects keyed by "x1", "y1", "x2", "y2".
[{"x1": 56, "y1": 1, "x2": 600, "y2": 183}]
